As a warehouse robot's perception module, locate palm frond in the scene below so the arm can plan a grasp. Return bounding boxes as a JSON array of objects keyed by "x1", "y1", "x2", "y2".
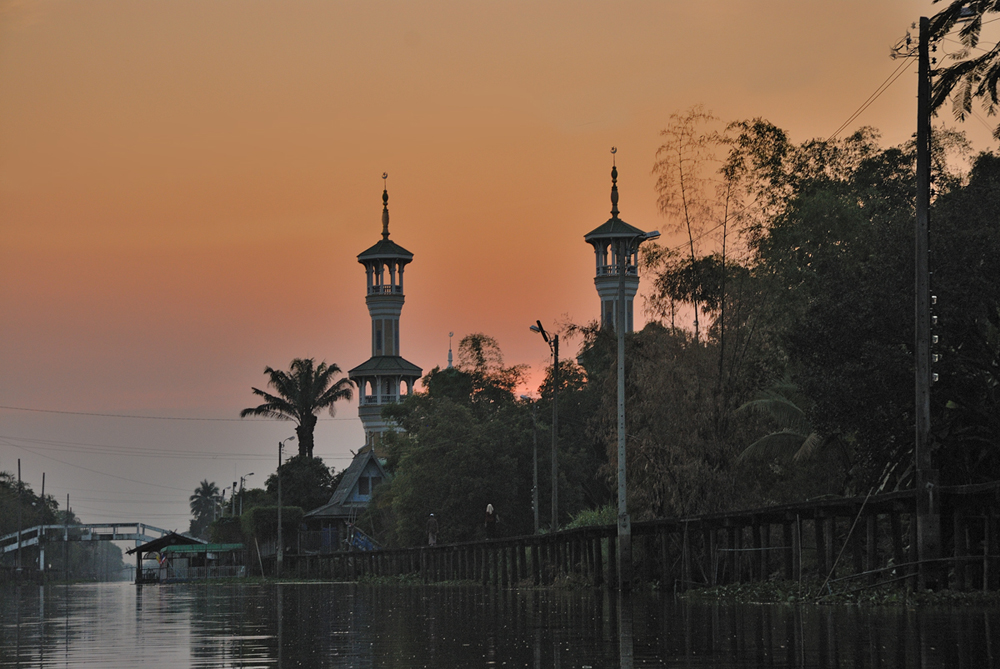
[
  {"x1": 736, "y1": 430, "x2": 809, "y2": 463},
  {"x1": 737, "y1": 395, "x2": 811, "y2": 434},
  {"x1": 792, "y1": 432, "x2": 828, "y2": 462}
]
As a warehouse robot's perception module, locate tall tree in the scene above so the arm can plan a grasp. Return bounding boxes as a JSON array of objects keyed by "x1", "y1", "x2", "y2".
[
  {"x1": 264, "y1": 455, "x2": 337, "y2": 512},
  {"x1": 651, "y1": 105, "x2": 728, "y2": 342},
  {"x1": 929, "y1": 0, "x2": 1000, "y2": 139},
  {"x1": 189, "y1": 479, "x2": 220, "y2": 539},
  {"x1": 240, "y1": 358, "x2": 353, "y2": 458}
]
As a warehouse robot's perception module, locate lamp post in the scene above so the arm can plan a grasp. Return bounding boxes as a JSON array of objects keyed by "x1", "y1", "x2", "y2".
[
  {"x1": 615, "y1": 229, "x2": 659, "y2": 590},
  {"x1": 520, "y1": 395, "x2": 540, "y2": 534},
  {"x1": 530, "y1": 320, "x2": 559, "y2": 533},
  {"x1": 277, "y1": 436, "x2": 296, "y2": 578},
  {"x1": 217, "y1": 486, "x2": 231, "y2": 521},
  {"x1": 239, "y1": 473, "x2": 254, "y2": 516}
]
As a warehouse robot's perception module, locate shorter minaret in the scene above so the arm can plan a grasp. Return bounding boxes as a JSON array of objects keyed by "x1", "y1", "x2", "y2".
[
  {"x1": 349, "y1": 174, "x2": 423, "y2": 448},
  {"x1": 583, "y1": 151, "x2": 651, "y2": 332}
]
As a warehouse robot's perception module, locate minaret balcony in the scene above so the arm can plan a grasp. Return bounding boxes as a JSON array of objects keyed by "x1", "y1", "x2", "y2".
[
  {"x1": 362, "y1": 393, "x2": 399, "y2": 405},
  {"x1": 596, "y1": 264, "x2": 638, "y2": 277},
  {"x1": 368, "y1": 285, "x2": 404, "y2": 295}
]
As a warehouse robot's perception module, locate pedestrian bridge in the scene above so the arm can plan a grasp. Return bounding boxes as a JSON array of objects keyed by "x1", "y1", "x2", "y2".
[{"x1": 1, "y1": 523, "x2": 175, "y2": 554}]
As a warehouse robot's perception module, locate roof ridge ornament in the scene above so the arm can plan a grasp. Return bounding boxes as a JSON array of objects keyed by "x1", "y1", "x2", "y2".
[
  {"x1": 381, "y1": 172, "x2": 390, "y2": 240},
  {"x1": 610, "y1": 147, "x2": 619, "y2": 219}
]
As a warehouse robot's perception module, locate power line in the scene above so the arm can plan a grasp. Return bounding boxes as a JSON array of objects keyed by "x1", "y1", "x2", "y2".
[
  {"x1": 828, "y1": 57, "x2": 912, "y2": 141},
  {"x1": 1, "y1": 434, "x2": 356, "y2": 463},
  {"x1": 1, "y1": 439, "x2": 193, "y2": 493},
  {"x1": 0, "y1": 404, "x2": 357, "y2": 421}
]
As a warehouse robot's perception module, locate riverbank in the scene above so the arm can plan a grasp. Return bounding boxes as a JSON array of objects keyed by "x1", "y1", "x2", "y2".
[{"x1": 679, "y1": 578, "x2": 1000, "y2": 606}]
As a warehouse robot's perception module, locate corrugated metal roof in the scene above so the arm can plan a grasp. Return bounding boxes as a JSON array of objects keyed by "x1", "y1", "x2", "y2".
[
  {"x1": 161, "y1": 543, "x2": 243, "y2": 554},
  {"x1": 125, "y1": 532, "x2": 205, "y2": 555}
]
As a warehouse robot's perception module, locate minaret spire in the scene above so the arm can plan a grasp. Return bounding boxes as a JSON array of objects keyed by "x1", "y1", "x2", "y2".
[
  {"x1": 381, "y1": 172, "x2": 390, "y2": 240},
  {"x1": 610, "y1": 147, "x2": 619, "y2": 219},
  {"x1": 447, "y1": 332, "x2": 454, "y2": 369}
]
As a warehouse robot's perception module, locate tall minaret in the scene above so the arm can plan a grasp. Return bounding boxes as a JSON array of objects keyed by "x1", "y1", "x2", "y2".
[
  {"x1": 583, "y1": 153, "x2": 651, "y2": 332},
  {"x1": 348, "y1": 174, "x2": 423, "y2": 448}
]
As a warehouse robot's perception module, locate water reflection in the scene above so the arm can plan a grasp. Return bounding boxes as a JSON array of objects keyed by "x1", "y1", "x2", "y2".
[{"x1": 1, "y1": 581, "x2": 998, "y2": 667}]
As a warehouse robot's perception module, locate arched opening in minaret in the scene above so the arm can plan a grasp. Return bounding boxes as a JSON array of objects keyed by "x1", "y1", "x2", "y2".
[{"x1": 382, "y1": 378, "x2": 397, "y2": 402}]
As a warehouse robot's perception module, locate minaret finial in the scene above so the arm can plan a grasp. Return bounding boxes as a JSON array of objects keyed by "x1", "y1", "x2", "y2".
[
  {"x1": 381, "y1": 172, "x2": 390, "y2": 240},
  {"x1": 610, "y1": 147, "x2": 619, "y2": 219}
]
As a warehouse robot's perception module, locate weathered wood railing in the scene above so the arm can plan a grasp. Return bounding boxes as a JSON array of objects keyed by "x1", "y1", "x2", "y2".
[{"x1": 275, "y1": 481, "x2": 1000, "y2": 591}]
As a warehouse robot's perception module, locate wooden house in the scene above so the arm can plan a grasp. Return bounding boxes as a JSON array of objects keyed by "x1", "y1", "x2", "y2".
[{"x1": 303, "y1": 448, "x2": 387, "y2": 552}]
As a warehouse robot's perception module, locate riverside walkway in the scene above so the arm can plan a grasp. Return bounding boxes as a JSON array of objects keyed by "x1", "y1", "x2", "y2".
[{"x1": 274, "y1": 481, "x2": 1000, "y2": 593}]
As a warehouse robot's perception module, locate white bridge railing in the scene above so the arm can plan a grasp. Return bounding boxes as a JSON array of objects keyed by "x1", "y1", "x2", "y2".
[{"x1": 0, "y1": 523, "x2": 174, "y2": 554}]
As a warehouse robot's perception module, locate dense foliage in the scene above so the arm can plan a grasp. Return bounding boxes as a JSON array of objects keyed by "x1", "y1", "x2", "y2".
[{"x1": 357, "y1": 116, "x2": 999, "y2": 547}]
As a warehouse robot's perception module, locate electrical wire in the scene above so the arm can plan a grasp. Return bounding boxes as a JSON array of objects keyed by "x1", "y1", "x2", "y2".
[
  {"x1": 2, "y1": 439, "x2": 193, "y2": 492},
  {"x1": 828, "y1": 57, "x2": 912, "y2": 141},
  {"x1": 0, "y1": 404, "x2": 356, "y2": 421}
]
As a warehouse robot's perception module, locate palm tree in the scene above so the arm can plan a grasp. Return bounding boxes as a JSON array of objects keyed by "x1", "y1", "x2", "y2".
[
  {"x1": 189, "y1": 479, "x2": 220, "y2": 538},
  {"x1": 736, "y1": 380, "x2": 853, "y2": 478},
  {"x1": 240, "y1": 358, "x2": 354, "y2": 458}
]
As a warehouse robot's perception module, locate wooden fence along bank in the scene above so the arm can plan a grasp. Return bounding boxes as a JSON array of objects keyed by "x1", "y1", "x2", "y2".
[{"x1": 267, "y1": 482, "x2": 1000, "y2": 593}]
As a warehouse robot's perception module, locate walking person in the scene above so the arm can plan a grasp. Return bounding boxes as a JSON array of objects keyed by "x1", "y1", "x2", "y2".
[
  {"x1": 427, "y1": 513, "x2": 438, "y2": 546},
  {"x1": 484, "y1": 504, "x2": 498, "y2": 539}
]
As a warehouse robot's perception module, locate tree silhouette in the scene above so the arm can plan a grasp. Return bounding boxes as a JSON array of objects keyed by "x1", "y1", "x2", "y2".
[
  {"x1": 929, "y1": 1, "x2": 1000, "y2": 139},
  {"x1": 189, "y1": 479, "x2": 220, "y2": 539},
  {"x1": 240, "y1": 358, "x2": 353, "y2": 458}
]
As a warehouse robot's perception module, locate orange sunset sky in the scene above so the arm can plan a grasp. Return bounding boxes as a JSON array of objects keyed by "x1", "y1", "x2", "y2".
[{"x1": 2, "y1": 0, "x2": 997, "y2": 531}]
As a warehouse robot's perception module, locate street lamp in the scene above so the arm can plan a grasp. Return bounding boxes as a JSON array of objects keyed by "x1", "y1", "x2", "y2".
[
  {"x1": 217, "y1": 486, "x2": 231, "y2": 520},
  {"x1": 239, "y1": 472, "x2": 254, "y2": 516},
  {"x1": 615, "y1": 229, "x2": 659, "y2": 590},
  {"x1": 530, "y1": 320, "x2": 559, "y2": 533},
  {"x1": 277, "y1": 436, "x2": 296, "y2": 578},
  {"x1": 520, "y1": 395, "x2": 540, "y2": 534}
]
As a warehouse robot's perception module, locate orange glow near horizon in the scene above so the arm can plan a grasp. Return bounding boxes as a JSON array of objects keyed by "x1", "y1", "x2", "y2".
[{"x1": 2, "y1": 0, "x2": 997, "y2": 528}]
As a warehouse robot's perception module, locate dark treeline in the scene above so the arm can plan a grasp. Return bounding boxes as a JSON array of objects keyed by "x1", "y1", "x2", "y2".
[{"x1": 360, "y1": 116, "x2": 1000, "y2": 548}]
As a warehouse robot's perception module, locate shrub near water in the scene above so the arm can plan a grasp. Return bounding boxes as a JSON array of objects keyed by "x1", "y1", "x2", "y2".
[{"x1": 565, "y1": 504, "x2": 616, "y2": 530}]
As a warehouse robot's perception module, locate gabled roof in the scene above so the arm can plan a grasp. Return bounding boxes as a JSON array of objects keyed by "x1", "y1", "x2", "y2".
[
  {"x1": 584, "y1": 216, "x2": 646, "y2": 242},
  {"x1": 348, "y1": 355, "x2": 423, "y2": 377},
  {"x1": 305, "y1": 449, "x2": 388, "y2": 519},
  {"x1": 161, "y1": 543, "x2": 243, "y2": 554},
  {"x1": 126, "y1": 532, "x2": 205, "y2": 555},
  {"x1": 358, "y1": 239, "x2": 413, "y2": 262}
]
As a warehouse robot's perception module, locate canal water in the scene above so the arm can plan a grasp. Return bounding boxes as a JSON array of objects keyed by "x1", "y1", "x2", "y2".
[{"x1": 1, "y1": 581, "x2": 998, "y2": 667}]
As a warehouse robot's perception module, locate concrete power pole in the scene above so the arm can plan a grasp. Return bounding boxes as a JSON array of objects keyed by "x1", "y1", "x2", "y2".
[{"x1": 915, "y1": 15, "x2": 941, "y2": 589}]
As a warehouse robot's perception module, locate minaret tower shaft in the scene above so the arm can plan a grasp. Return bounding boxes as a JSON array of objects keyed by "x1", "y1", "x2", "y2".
[
  {"x1": 348, "y1": 175, "x2": 422, "y2": 448},
  {"x1": 583, "y1": 157, "x2": 651, "y2": 332}
]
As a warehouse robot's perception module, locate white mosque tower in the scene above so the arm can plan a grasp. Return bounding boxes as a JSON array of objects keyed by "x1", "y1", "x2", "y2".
[
  {"x1": 583, "y1": 154, "x2": 653, "y2": 332},
  {"x1": 348, "y1": 174, "x2": 422, "y2": 448}
]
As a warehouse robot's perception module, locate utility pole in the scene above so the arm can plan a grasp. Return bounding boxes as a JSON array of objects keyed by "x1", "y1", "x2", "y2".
[
  {"x1": 39, "y1": 473, "x2": 45, "y2": 577},
  {"x1": 551, "y1": 333, "x2": 559, "y2": 534},
  {"x1": 915, "y1": 15, "x2": 941, "y2": 589},
  {"x1": 277, "y1": 437, "x2": 294, "y2": 578},
  {"x1": 532, "y1": 403, "x2": 539, "y2": 535},
  {"x1": 529, "y1": 321, "x2": 559, "y2": 533},
  {"x1": 521, "y1": 396, "x2": 540, "y2": 534},
  {"x1": 616, "y1": 238, "x2": 632, "y2": 591},
  {"x1": 277, "y1": 442, "x2": 283, "y2": 578},
  {"x1": 64, "y1": 494, "x2": 69, "y2": 582},
  {"x1": 16, "y1": 459, "x2": 22, "y2": 574}
]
